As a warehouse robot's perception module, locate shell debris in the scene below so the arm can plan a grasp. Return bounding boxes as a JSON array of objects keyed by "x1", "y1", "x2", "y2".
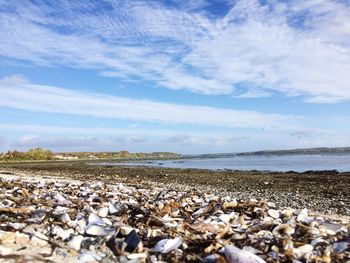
[{"x1": 0, "y1": 174, "x2": 349, "y2": 262}]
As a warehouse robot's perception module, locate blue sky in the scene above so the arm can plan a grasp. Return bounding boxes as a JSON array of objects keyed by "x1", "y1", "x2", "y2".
[{"x1": 1, "y1": 0, "x2": 350, "y2": 154}]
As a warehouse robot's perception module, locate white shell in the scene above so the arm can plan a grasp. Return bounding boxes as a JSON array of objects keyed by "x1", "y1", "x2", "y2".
[
  {"x1": 293, "y1": 244, "x2": 313, "y2": 259},
  {"x1": 88, "y1": 213, "x2": 106, "y2": 226},
  {"x1": 85, "y1": 224, "x2": 115, "y2": 236},
  {"x1": 98, "y1": 207, "x2": 109, "y2": 218},
  {"x1": 154, "y1": 237, "x2": 183, "y2": 253},
  {"x1": 297, "y1": 209, "x2": 314, "y2": 224},
  {"x1": 78, "y1": 251, "x2": 102, "y2": 262},
  {"x1": 68, "y1": 235, "x2": 84, "y2": 251},
  {"x1": 223, "y1": 245, "x2": 266, "y2": 263},
  {"x1": 267, "y1": 209, "x2": 280, "y2": 219}
]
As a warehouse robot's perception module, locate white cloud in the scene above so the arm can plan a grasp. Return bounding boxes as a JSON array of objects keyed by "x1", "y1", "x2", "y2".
[
  {"x1": 0, "y1": 75, "x2": 297, "y2": 130},
  {"x1": 0, "y1": 1, "x2": 350, "y2": 101}
]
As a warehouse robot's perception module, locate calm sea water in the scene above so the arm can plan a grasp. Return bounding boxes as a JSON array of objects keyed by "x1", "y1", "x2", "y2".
[{"x1": 96, "y1": 154, "x2": 350, "y2": 172}]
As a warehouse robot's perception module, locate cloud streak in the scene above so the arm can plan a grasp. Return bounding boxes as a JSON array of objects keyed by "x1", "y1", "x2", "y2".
[
  {"x1": 0, "y1": 75, "x2": 297, "y2": 130},
  {"x1": 0, "y1": 0, "x2": 350, "y2": 101}
]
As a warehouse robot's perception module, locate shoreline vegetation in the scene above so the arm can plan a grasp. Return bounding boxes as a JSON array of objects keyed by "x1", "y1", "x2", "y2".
[
  {"x1": 0, "y1": 148, "x2": 180, "y2": 162},
  {"x1": 1, "y1": 146, "x2": 350, "y2": 163}
]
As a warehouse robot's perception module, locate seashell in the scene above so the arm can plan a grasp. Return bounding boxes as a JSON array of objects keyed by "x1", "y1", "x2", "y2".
[
  {"x1": 219, "y1": 214, "x2": 231, "y2": 224},
  {"x1": 85, "y1": 224, "x2": 115, "y2": 236},
  {"x1": 272, "y1": 224, "x2": 295, "y2": 237},
  {"x1": 88, "y1": 213, "x2": 106, "y2": 226},
  {"x1": 127, "y1": 252, "x2": 147, "y2": 259},
  {"x1": 332, "y1": 242, "x2": 349, "y2": 253},
  {"x1": 120, "y1": 226, "x2": 135, "y2": 236},
  {"x1": 98, "y1": 207, "x2": 109, "y2": 218},
  {"x1": 108, "y1": 201, "x2": 128, "y2": 215},
  {"x1": 55, "y1": 193, "x2": 70, "y2": 205},
  {"x1": 8, "y1": 222, "x2": 26, "y2": 230},
  {"x1": 78, "y1": 251, "x2": 102, "y2": 262},
  {"x1": 154, "y1": 237, "x2": 183, "y2": 253},
  {"x1": 60, "y1": 213, "x2": 71, "y2": 223},
  {"x1": 204, "y1": 254, "x2": 222, "y2": 263},
  {"x1": 2, "y1": 199, "x2": 15, "y2": 207},
  {"x1": 257, "y1": 230, "x2": 274, "y2": 240},
  {"x1": 293, "y1": 244, "x2": 313, "y2": 259},
  {"x1": 222, "y1": 245, "x2": 266, "y2": 263},
  {"x1": 68, "y1": 235, "x2": 84, "y2": 251},
  {"x1": 74, "y1": 218, "x2": 87, "y2": 234},
  {"x1": 124, "y1": 230, "x2": 141, "y2": 253},
  {"x1": 242, "y1": 246, "x2": 262, "y2": 255},
  {"x1": 223, "y1": 200, "x2": 238, "y2": 209},
  {"x1": 267, "y1": 209, "x2": 280, "y2": 219},
  {"x1": 52, "y1": 226, "x2": 74, "y2": 241},
  {"x1": 311, "y1": 237, "x2": 328, "y2": 246},
  {"x1": 296, "y1": 209, "x2": 314, "y2": 224},
  {"x1": 319, "y1": 222, "x2": 345, "y2": 235},
  {"x1": 27, "y1": 209, "x2": 46, "y2": 223},
  {"x1": 34, "y1": 231, "x2": 49, "y2": 241}
]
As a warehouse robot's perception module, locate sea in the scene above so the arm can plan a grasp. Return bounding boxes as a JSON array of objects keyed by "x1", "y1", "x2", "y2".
[{"x1": 94, "y1": 154, "x2": 350, "y2": 172}]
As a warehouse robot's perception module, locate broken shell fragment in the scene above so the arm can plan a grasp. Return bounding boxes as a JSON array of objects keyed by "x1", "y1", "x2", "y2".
[
  {"x1": 85, "y1": 224, "x2": 115, "y2": 236},
  {"x1": 222, "y1": 245, "x2": 266, "y2": 263},
  {"x1": 154, "y1": 237, "x2": 183, "y2": 254},
  {"x1": 68, "y1": 235, "x2": 84, "y2": 251},
  {"x1": 267, "y1": 209, "x2": 280, "y2": 219},
  {"x1": 0, "y1": 172, "x2": 349, "y2": 263}
]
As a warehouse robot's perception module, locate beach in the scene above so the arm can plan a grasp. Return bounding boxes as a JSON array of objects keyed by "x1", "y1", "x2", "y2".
[{"x1": 0, "y1": 161, "x2": 349, "y2": 262}]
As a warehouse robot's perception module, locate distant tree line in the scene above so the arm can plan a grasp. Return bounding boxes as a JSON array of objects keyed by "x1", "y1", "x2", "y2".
[
  {"x1": 0, "y1": 148, "x2": 180, "y2": 161},
  {"x1": 0, "y1": 148, "x2": 53, "y2": 161}
]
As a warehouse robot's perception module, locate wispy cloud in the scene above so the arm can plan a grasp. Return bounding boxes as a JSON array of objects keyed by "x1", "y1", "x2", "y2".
[
  {"x1": 0, "y1": 75, "x2": 297, "y2": 130},
  {"x1": 1, "y1": 0, "x2": 350, "y2": 101}
]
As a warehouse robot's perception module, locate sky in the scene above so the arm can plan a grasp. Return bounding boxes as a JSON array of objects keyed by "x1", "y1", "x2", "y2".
[{"x1": 0, "y1": 0, "x2": 350, "y2": 154}]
